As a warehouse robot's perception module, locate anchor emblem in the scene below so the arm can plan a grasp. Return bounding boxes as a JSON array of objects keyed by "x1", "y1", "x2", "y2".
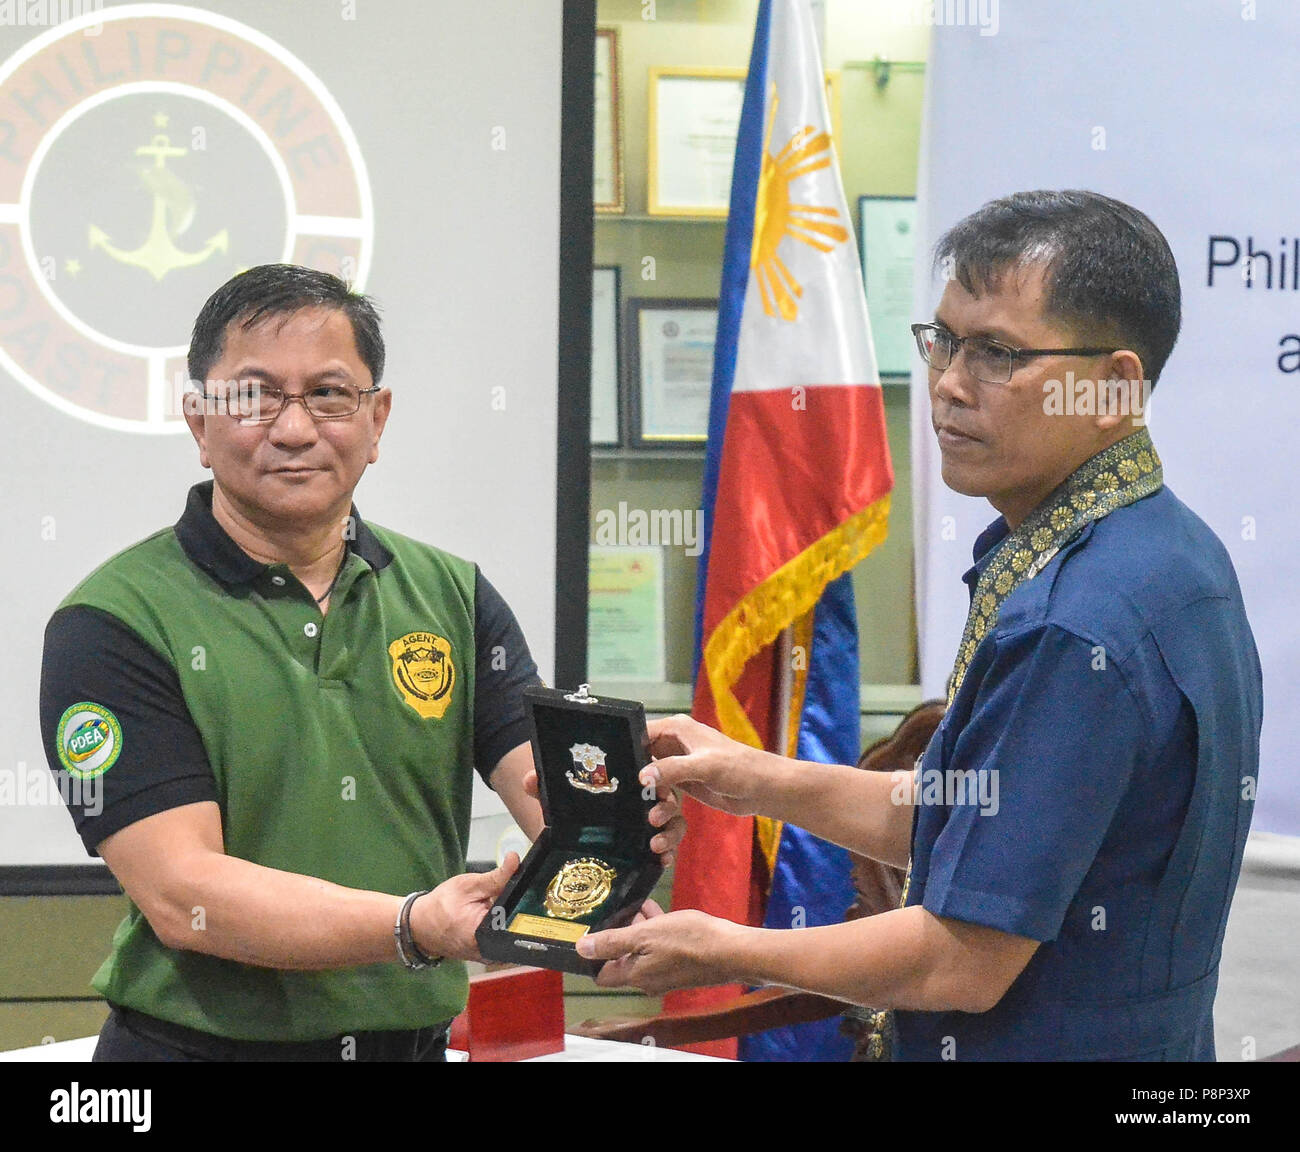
[{"x1": 87, "y1": 119, "x2": 229, "y2": 281}]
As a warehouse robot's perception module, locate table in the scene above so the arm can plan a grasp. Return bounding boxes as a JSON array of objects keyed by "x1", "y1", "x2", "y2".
[{"x1": 0, "y1": 1033, "x2": 723, "y2": 1062}]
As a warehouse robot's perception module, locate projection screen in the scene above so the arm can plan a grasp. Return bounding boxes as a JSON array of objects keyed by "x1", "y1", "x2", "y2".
[{"x1": 0, "y1": 0, "x2": 592, "y2": 878}]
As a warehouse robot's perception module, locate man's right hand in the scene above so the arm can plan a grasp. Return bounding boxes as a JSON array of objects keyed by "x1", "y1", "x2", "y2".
[
  {"x1": 409, "y1": 853, "x2": 520, "y2": 962},
  {"x1": 644, "y1": 714, "x2": 770, "y2": 817}
]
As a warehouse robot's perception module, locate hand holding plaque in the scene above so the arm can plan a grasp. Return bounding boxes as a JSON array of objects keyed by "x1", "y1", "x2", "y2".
[
  {"x1": 476, "y1": 685, "x2": 667, "y2": 976},
  {"x1": 409, "y1": 853, "x2": 520, "y2": 962}
]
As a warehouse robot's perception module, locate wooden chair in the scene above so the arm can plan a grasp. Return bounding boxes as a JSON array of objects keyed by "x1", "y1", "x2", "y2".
[{"x1": 572, "y1": 700, "x2": 946, "y2": 1057}]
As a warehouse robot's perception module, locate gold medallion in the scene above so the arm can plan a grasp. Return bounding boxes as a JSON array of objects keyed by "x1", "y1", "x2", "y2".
[{"x1": 544, "y1": 857, "x2": 617, "y2": 921}]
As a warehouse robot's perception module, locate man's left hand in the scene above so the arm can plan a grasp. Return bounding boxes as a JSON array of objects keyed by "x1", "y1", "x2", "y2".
[
  {"x1": 522, "y1": 769, "x2": 685, "y2": 868},
  {"x1": 411, "y1": 853, "x2": 519, "y2": 962},
  {"x1": 574, "y1": 909, "x2": 742, "y2": 995}
]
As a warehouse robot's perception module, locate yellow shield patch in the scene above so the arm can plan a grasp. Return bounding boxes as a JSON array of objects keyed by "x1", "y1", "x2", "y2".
[{"x1": 388, "y1": 632, "x2": 456, "y2": 719}]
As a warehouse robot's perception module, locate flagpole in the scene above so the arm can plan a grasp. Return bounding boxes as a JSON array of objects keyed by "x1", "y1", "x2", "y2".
[
  {"x1": 774, "y1": 626, "x2": 793, "y2": 758},
  {"x1": 810, "y1": 0, "x2": 827, "y2": 53}
]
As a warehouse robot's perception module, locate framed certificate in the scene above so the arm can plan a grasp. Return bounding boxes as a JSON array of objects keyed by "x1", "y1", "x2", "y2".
[
  {"x1": 648, "y1": 69, "x2": 745, "y2": 217},
  {"x1": 594, "y1": 28, "x2": 625, "y2": 214},
  {"x1": 858, "y1": 195, "x2": 918, "y2": 379},
  {"x1": 587, "y1": 546, "x2": 666, "y2": 682},
  {"x1": 628, "y1": 298, "x2": 716, "y2": 446},
  {"x1": 648, "y1": 68, "x2": 843, "y2": 217},
  {"x1": 591, "y1": 266, "x2": 621, "y2": 446}
]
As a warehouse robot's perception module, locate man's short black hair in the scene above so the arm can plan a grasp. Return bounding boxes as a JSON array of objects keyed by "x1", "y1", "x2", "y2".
[
  {"x1": 934, "y1": 190, "x2": 1181, "y2": 385},
  {"x1": 187, "y1": 264, "x2": 385, "y2": 386}
]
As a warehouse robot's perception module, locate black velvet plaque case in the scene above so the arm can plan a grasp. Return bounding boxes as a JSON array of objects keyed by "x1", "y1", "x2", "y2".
[{"x1": 476, "y1": 685, "x2": 662, "y2": 976}]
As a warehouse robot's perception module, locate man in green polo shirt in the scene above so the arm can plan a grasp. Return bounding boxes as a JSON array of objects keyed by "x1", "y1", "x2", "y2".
[{"x1": 39, "y1": 264, "x2": 682, "y2": 1062}]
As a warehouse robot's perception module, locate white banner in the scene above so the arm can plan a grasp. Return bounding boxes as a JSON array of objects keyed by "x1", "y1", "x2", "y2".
[{"x1": 911, "y1": 0, "x2": 1299, "y2": 836}]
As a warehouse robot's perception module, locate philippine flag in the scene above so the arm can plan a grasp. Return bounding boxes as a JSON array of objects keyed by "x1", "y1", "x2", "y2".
[{"x1": 666, "y1": 0, "x2": 895, "y2": 1060}]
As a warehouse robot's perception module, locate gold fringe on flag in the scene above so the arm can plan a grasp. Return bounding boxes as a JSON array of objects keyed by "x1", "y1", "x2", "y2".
[{"x1": 702, "y1": 492, "x2": 891, "y2": 755}]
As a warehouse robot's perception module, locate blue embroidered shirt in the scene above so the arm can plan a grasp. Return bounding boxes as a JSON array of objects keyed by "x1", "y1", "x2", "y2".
[{"x1": 894, "y1": 485, "x2": 1262, "y2": 1061}]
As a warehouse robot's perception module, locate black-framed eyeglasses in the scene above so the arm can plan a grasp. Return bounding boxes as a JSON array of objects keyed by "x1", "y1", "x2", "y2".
[
  {"x1": 199, "y1": 381, "x2": 382, "y2": 422},
  {"x1": 911, "y1": 322, "x2": 1116, "y2": 386}
]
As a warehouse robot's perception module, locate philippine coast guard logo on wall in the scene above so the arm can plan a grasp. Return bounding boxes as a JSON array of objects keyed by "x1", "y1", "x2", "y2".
[
  {"x1": 567, "y1": 743, "x2": 618, "y2": 794},
  {"x1": 389, "y1": 632, "x2": 456, "y2": 720},
  {"x1": 0, "y1": 4, "x2": 373, "y2": 433},
  {"x1": 55, "y1": 702, "x2": 123, "y2": 779}
]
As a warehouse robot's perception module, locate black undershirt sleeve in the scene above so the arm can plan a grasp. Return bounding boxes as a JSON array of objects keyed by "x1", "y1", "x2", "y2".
[
  {"x1": 473, "y1": 567, "x2": 543, "y2": 785},
  {"x1": 39, "y1": 605, "x2": 217, "y2": 857}
]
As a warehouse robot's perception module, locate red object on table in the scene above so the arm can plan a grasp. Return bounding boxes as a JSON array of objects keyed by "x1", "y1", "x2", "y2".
[{"x1": 448, "y1": 966, "x2": 565, "y2": 1061}]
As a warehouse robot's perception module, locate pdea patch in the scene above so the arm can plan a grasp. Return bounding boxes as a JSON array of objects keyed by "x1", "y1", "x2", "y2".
[{"x1": 56, "y1": 703, "x2": 123, "y2": 779}]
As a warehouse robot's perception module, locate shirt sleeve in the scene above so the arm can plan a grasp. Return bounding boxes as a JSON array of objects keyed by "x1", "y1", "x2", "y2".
[
  {"x1": 473, "y1": 568, "x2": 542, "y2": 784},
  {"x1": 920, "y1": 621, "x2": 1149, "y2": 941},
  {"x1": 39, "y1": 605, "x2": 217, "y2": 857}
]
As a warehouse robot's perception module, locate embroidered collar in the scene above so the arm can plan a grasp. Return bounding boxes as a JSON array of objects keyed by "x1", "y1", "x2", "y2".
[{"x1": 947, "y1": 427, "x2": 1163, "y2": 705}]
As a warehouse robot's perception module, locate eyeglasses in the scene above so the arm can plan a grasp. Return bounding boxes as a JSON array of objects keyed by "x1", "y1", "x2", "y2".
[
  {"x1": 911, "y1": 322, "x2": 1116, "y2": 385},
  {"x1": 199, "y1": 381, "x2": 382, "y2": 422}
]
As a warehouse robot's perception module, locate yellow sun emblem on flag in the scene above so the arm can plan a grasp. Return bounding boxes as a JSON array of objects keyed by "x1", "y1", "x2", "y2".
[{"x1": 750, "y1": 87, "x2": 849, "y2": 323}]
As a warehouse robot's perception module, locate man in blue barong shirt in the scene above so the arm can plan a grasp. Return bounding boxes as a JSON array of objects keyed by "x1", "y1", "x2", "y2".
[{"x1": 580, "y1": 191, "x2": 1263, "y2": 1061}]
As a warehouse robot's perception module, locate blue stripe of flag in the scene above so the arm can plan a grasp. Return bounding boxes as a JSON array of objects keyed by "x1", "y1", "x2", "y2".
[
  {"x1": 740, "y1": 572, "x2": 861, "y2": 1062},
  {"x1": 692, "y1": 0, "x2": 771, "y2": 677}
]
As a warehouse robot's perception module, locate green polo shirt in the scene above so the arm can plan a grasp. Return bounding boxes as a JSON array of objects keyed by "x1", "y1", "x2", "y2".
[{"x1": 39, "y1": 481, "x2": 539, "y2": 1041}]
